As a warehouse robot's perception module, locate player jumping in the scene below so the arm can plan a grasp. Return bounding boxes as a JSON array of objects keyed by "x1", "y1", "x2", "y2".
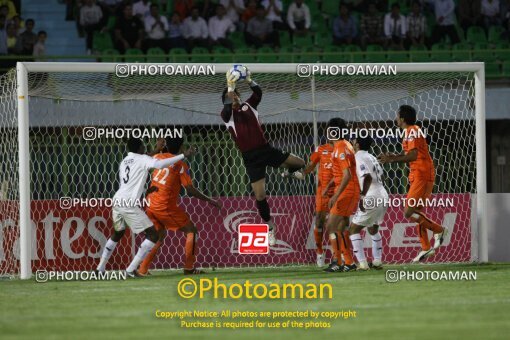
[
  {"x1": 349, "y1": 135, "x2": 388, "y2": 270},
  {"x1": 323, "y1": 118, "x2": 360, "y2": 272},
  {"x1": 138, "y1": 137, "x2": 222, "y2": 275},
  {"x1": 379, "y1": 105, "x2": 448, "y2": 263},
  {"x1": 300, "y1": 124, "x2": 336, "y2": 267},
  {"x1": 221, "y1": 67, "x2": 305, "y2": 246},
  {"x1": 96, "y1": 138, "x2": 195, "y2": 276}
]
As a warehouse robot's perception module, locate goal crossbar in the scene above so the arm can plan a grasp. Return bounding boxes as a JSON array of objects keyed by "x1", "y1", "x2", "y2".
[{"x1": 15, "y1": 62, "x2": 487, "y2": 279}]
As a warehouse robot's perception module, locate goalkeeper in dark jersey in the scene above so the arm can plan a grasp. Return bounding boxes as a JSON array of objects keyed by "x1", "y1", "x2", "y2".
[{"x1": 220, "y1": 67, "x2": 305, "y2": 246}]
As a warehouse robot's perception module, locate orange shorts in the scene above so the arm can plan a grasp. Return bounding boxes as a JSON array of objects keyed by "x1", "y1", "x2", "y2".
[
  {"x1": 406, "y1": 179, "x2": 434, "y2": 208},
  {"x1": 316, "y1": 189, "x2": 332, "y2": 213},
  {"x1": 146, "y1": 207, "x2": 191, "y2": 231},
  {"x1": 330, "y1": 191, "x2": 359, "y2": 217}
]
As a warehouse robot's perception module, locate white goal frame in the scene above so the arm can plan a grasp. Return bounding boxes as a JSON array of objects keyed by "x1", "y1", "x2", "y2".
[{"x1": 15, "y1": 62, "x2": 488, "y2": 279}]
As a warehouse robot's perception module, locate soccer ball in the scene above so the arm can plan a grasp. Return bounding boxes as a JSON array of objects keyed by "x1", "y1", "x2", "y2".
[{"x1": 228, "y1": 65, "x2": 248, "y2": 83}]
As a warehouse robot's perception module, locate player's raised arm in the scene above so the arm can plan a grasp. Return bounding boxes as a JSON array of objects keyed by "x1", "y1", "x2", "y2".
[
  {"x1": 378, "y1": 149, "x2": 417, "y2": 164},
  {"x1": 221, "y1": 87, "x2": 233, "y2": 122},
  {"x1": 245, "y1": 69, "x2": 262, "y2": 109},
  {"x1": 151, "y1": 146, "x2": 197, "y2": 169}
]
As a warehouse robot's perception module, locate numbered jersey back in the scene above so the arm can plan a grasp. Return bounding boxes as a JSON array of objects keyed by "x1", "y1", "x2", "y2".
[
  {"x1": 113, "y1": 152, "x2": 157, "y2": 201},
  {"x1": 147, "y1": 153, "x2": 192, "y2": 211},
  {"x1": 355, "y1": 150, "x2": 388, "y2": 199}
]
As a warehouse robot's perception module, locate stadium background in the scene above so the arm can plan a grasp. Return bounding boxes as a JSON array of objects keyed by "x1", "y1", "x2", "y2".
[
  {"x1": 0, "y1": 2, "x2": 509, "y2": 339},
  {"x1": 0, "y1": 0, "x2": 509, "y2": 262}
]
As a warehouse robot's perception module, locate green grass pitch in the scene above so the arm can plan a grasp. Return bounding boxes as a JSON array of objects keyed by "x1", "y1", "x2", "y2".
[{"x1": 1, "y1": 263, "x2": 509, "y2": 340}]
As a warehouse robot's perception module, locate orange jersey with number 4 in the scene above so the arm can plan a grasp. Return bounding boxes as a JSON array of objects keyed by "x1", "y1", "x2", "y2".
[
  {"x1": 310, "y1": 143, "x2": 334, "y2": 194},
  {"x1": 147, "y1": 153, "x2": 192, "y2": 211},
  {"x1": 331, "y1": 140, "x2": 360, "y2": 193},
  {"x1": 402, "y1": 125, "x2": 435, "y2": 182}
]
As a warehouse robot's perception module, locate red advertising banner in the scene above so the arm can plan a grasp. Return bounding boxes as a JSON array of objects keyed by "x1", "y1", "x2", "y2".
[{"x1": 0, "y1": 193, "x2": 472, "y2": 272}]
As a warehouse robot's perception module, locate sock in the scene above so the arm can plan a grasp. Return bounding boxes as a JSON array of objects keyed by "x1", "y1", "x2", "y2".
[
  {"x1": 256, "y1": 198, "x2": 271, "y2": 223},
  {"x1": 339, "y1": 231, "x2": 354, "y2": 265},
  {"x1": 328, "y1": 232, "x2": 341, "y2": 263},
  {"x1": 126, "y1": 239, "x2": 156, "y2": 273},
  {"x1": 314, "y1": 226, "x2": 323, "y2": 254},
  {"x1": 139, "y1": 240, "x2": 162, "y2": 275},
  {"x1": 184, "y1": 232, "x2": 197, "y2": 270},
  {"x1": 411, "y1": 212, "x2": 443, "y2": 233},
  {"x1": 349, "y1": 233, "x2": 366, "y2": 263},
  {"x1": 370, "y1": 231, "x2": 383, "y2": 261},
  {"x1": 416, "y1": 223, "x2": 431, "y2": 251},
  {"x1": 97, "y1": 239, "x2": 117, "y2": 272}
]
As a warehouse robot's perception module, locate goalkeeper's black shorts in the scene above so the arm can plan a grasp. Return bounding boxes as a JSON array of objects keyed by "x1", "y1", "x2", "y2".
[{"x1": 241, "y1": 144, "x2": 290, "y2": 183}]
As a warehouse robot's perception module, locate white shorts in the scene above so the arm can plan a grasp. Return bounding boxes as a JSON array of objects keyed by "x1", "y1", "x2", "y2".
[
  {"x1": 112, "y1": 206, "x2": 153, "y2": 234},
  {"x1": 352, "y1": 204, "x2": 387, "y2": 227}
]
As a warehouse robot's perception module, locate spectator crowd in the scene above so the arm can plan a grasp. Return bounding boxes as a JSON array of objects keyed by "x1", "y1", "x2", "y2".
[
  {"x1": 3, "y1": 0, "x2": 510, "y2": 59},
  {"x1": 0, "y1": 0, "x2": 47, "y2": 58},
  {"x1": 69, "y1": 0, "x2": 510, "y2": 55}
]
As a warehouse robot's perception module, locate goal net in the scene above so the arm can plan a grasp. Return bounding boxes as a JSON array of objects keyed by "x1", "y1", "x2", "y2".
[{"x1": 0, "y1": 63, "x2": 485, "y2": 278}]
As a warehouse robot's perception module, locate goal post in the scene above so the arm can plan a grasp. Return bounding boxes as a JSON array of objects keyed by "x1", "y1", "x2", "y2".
[{"x1": 5, "y1": 62, "x2": 487, "y2": 279}]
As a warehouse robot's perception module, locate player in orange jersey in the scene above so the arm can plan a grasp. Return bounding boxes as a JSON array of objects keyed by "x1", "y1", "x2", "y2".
[
  {"x1": 301, "y1": 126, "x2": 335, "y2": 267},
  {"x1": 379, "y1": 105, "x2": 448, "y2": 263},
  {"x1": 322, "y1": 118, "x2": 360, "y2": 273},
  {"x1": 139, "y1": 137, "x2": 222, "y2": 275}
]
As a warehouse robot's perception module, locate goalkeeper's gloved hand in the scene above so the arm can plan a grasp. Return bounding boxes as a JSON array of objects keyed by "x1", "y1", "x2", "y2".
[
  {"x1": 245, "y1": 66, "x2": 252, "y2": 84},
  {"x1": 226, "y1": 70, "x2": 237, "y2": 92}
]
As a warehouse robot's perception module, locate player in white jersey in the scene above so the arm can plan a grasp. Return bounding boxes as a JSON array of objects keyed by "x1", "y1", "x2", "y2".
[
  {"x1": 349, "y1": 136, "x2": 388, "y2": 271},
  {"x1": 96, "y1": 138, "x2": 196, "y2": 277}
]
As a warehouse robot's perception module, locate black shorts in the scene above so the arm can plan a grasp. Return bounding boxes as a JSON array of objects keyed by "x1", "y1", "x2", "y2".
[{"x1": 241, "y1": 144, "x2": 290, "y2": 183}]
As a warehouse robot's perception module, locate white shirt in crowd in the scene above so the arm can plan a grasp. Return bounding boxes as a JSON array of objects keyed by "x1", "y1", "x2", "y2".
[
  {"x1": 384, "y1": 13, "x2": 406, "y2": 37},
  {"x1": 427, "y1": 0, "x2": 456, "y2": 26},
  {"x1": 182, "y1": 16, "x2": 209, "y2": 39},
  {"x1": 208, "y1": 15, "x2": 235, "y2": 40},
  {"x1": 144, "y1": 15, "x2": 169, "y2": 40},
  {"x1": 262, "y1": 0, "x2": 283, "y2": 22},
  {"x1": 220, "y1": 0, "x2": 245, "y2": 23},
  {"x1": 286, "y1": 2, "x2": 311, "y2": 29},
  {"x1": 481, "y1": 0, "x2": 500, "y2": 17},
  {"x1": 80, "y1": 4, "x2": 103, "y2": 26},
  {"x1": 133, "y1": 0, "x2": 151, "y2": 18}
]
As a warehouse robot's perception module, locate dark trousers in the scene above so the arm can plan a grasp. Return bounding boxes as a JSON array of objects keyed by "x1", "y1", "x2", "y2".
[
  {"x1": 209, "y1": 38, "x2": 233, "y2": 51},
  {"x1": 245, "y1": 31, "x2": 280, "y2": 48},
  {"x1": 83, "y1": 23, "x2": 102, "y2": 50},
  {"x1": 169, "y1": 36, "x2": 187, "y2": 50},
  {"x1": 145, "y1": 38, "x2": 170, "y2": 53},
  {"x1": 432, "y1": 25, "x2": 460, "y2": 45},
  {"x1": 186, "y1": 38, "x2": 208, "y2": 52}
]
